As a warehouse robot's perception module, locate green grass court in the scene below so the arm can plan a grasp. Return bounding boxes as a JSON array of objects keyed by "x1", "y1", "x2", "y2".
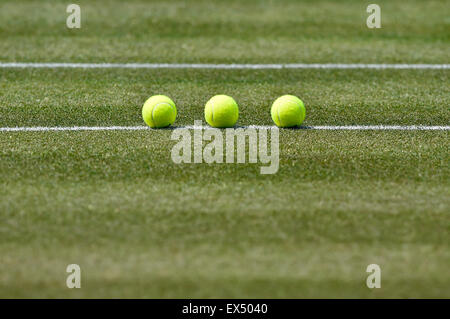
[{"x1": 0, "y1": 0, "x2": 449, "y2": 298}]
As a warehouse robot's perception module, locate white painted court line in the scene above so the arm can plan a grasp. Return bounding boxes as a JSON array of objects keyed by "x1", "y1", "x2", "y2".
[
  {"x1": 0, "y1": 63, "x2": 449, "y2": 69},
  {"x1": 0, "y1": 125, "x2": 449, "y2": 132}
]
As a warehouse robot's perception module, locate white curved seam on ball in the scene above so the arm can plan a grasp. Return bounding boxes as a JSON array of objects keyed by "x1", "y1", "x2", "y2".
[
  {"x1": 285, "y1": 96, "x2": 304, "y2": 124},
  {"x1": 211, "y1": 101, "x2": 215, "y2": 125},
  {"x1": 151, "y1": 105, "x2": 156, "y2": 125},
  {"x1": 152, "y1": 102, "x2": 173, "y2": 126},
  {"x1": 296, "y1": 100, "x2": 304, "y2": 123},
  {"x1": 276, "y1": 105, "x2": 282, "y2": 127}
]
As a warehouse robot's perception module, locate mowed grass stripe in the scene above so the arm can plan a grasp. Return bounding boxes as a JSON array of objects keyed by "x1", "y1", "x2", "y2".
[
  {"x1": 1, "y1": 130, "x2": 448, "y2": 297},
  {"x1": 0, "y1": 0, "x2": 448, "y2": 64},
  {"x1": 1, "y1": 69, "x2": 448, "y2": 127},
  {"x1": 1, "y1": 130, "x2": 448, "y2": 183}
]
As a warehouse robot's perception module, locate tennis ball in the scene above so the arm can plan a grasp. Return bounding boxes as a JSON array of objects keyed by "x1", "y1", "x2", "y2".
[
  {"x1": 204, "y1": 95, "x2": 239, "y2": 128},
  {"x1": 142, "y1": 95, "x2": 177, "y2": 128},
  {"x1": 271, "y1": 95, "x2": 306, "y2": 128}
]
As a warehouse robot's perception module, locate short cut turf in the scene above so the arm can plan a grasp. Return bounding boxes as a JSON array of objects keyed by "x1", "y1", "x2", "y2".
[{"x1": 0, "y1": 0, "x2": 449, "y2": 298}]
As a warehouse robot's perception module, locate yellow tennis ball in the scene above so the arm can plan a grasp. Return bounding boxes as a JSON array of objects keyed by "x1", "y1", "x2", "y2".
[
  {"x1": 271, "y1": 95, "x2": 306, "y2": 128},
  {"x1": 142, "y1": 95, "x2": 177, "y2": 128},
  {"x1": 204, "y1": 95, "x2": 239, "y2": 128}
]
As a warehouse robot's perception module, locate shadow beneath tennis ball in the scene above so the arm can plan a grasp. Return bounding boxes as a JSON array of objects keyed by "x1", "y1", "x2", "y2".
[
  {"x1": 283, "y1": 126, "x2": 314, "y2": 130},
  {"x1": 156, "y1": 125, "x2": 313, "y2": 130}
]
